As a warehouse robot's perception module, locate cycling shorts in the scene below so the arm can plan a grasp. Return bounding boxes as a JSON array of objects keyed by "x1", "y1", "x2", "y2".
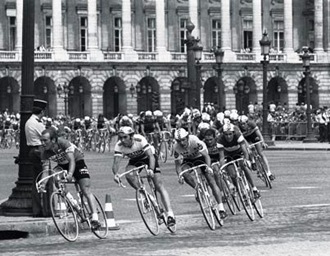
[
  {"x1": 58, "y1": 159, "x2": 90, "y2": 180},
  {"x1": 128, "y1": 155, "x2": 160, "y2": 173}
]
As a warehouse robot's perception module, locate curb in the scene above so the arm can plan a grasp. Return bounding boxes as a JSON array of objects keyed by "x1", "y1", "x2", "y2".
[{"x1": 266, "y1": 147, "x2": 330, "y2": 151}]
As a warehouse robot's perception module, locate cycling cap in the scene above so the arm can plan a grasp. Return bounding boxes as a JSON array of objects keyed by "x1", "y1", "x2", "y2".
[
  {"x1": 198, "y1": 122, "x2": 210, "y2": 130},
  {"x1": 192, "y1": 109, "x2": 201, "y2": 118},
  {"x1": 75, "y1": 118, "x2": 81, "y2": 122},
  {"x1": 201, "y1": 112, "x2": 211, "y2": 122},
  {"x1": 153, "y1": 110, "x2": 163, "y2": 117},
  {"x1": 174, "y1": 128, "x2": 189, "y2": 140},
  {"x1": 182, "y1": 107, "x2": 191, "y2": 117},
  {"x1": 223, "y1": 118, "x2": 231, "y2": 126},
  {"x1": 84, "y1": 116, "x2": 90, "y2": 121},
  {"x1": 128, "y1": 113, "x2": 133, "y2": 119},
  {"x1": 118, "y1": 126, "x2": 135, "y2": 135},
  {"x1": 239, "y1": 115, "x2": 249, "y2": 123},
  {"x1": 121, "y1": 115, "x2": 130, "y2": 121},
  {"x1": 145, "y1": 110, "x2": 153, "y2": 117},
  {"x1": 230, "y1": 112, "x2": 239, "y2": 121},
  {"x1": 223, "y1": 123, "x2": 235, "y2": 132},
  {"x1": 216, "y1": 112, "x2": 224, "y2": 121},
  {"x1": 224, "y1": 110, "x2": 231, "y2": 117}
]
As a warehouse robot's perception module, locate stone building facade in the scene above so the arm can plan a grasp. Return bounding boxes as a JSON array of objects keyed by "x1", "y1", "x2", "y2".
[{"x1": 0, "y1": 0, "x2": 329, "y2": 118}]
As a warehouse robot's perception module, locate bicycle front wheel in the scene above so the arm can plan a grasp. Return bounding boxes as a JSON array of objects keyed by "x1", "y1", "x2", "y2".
[
  {"x1": 220, "y1": 176, "x2": 237, "y2": 215},
  {"x1": 236, "y1": 177, "x2": 255, "y2": 221},
  {"x1": 50, "y1": 192, "x2": 79, "y2": 242},
  {"x1": 197, "y1": 184, "x2": 216, "y2": 230},
  {"x1": 136, "y1": 189, "x2": 160, "y2": 236},
  {"x1": 256, "y1": 158, "x2": 272, "y2": 189},
  {"x1": 158, "y1": 141, "x2": 168, "y2": 163}
]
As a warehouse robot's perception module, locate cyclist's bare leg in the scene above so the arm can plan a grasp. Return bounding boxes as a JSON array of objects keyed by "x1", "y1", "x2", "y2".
[
  {"x1": 79, "y1": 178, "x2": 98, "y2": 218},
  {"x1": 181, "y1": 164, "x2": 196, "y2": 189},
  {"x1": 241, "y1": 163, "x2": 257, "y2": 190},
  {"x1": 204, "y1": 172, "x2": 223, "y2": 206},
  {"x1": 152, "y1": 173, "x2": 174, "y2": 217},
  {"x1": 125, "y1": 165, "x2": 140, "y2": 190}
]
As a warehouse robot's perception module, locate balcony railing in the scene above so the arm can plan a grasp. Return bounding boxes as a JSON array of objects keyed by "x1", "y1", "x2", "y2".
[
  {"x1": 269, "y1": 53, "x2": 286, "y2": 62},
  {"x1": 103, "y1": 52, "x2": 123, "y2": 60},
  {"x1": 68, "y1": 51, "x2": 90, "y2": 61},
  {"x1": 35, "y1": 51, "x2": 53, "y2": 60},
  {"x1": 137, "y1": 52, "x2": 157, "y2": 61},
  {"x1": 0, "y1": 51, "x2": 19, "y2": 61},
  {"x1": 236, "y1": 53, "x2": 256, "y2": 61},
  {"x1": 171, "y1": 53, "x2": 187, "y2": 61}
]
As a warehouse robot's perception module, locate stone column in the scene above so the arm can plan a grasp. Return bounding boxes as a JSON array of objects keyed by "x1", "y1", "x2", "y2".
[
  {"x1": 88, "y1": 0, "x2": 103, "y2": 60},
  {"x1": 156, "y1": 0, "x2": 170, "y2": 61},
  {"x1": 52, "y1": 0, "x2": 66, "y2": 60},
  {"x1": 221, "y1": 0, "x2": 235, "y2": 60},
  {"x1": 122, "y1": 0, "x2": 136, "y2": 60},
  {"x1": 252, "y1": 0, "x2": 262, "y2": 53},
  {"x1": 325, "y1": 0, "x2": 330, "y2": 51},
  {"x1": 283, "y1": 0, "x2": 294, "y2": 53},
  {"x1": 189, "y1": 0, "x2": 199, "y2": 39},
  {"x1": 15, "y1": 0, "x2": 23, "y2": 52},
  {"x1": 314, "y1": 0, "x2": 324, "y2": 52}
]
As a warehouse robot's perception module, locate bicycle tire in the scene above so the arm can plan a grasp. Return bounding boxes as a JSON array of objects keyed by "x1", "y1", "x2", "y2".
[
  {"x1": 236, "y1": 177, "x2": 255, "y2": 221},
  {"x1": 247, "y1": 182, "x2": 264, "y2": 218},
  {"x1": 153, "y1": 192, "x2": 176, "y2": 234},
  {"x1": 50, "y1": 192, "x2": 79, "y2": 242},
  {"x1": 81, "y1": 195, "x2": 109, "y2": 239},
  {"x1": 158, "y1": 141, "x2": 168, "y2": 163},
  {"x1": 256, "y1": 157, "x2": 272, "y2": 189},
  {"x1": 220, "y1": 176, "x2": 237, "y2": 215},
  {"x1": 197, "y1": 184, "x2": 216, "y2": 230},
  {"x1": 136, "y1": 189, "x2": 160, "y2": 236}
]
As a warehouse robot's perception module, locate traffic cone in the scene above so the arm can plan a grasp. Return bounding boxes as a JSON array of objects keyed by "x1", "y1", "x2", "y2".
[{"x1": 105, "y1": 194, "x2": 120, "y2": 230}]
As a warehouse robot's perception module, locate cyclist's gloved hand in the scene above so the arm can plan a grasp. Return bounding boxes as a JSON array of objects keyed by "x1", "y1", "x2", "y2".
[
  {"x1": 178, "y1": 176, "x2": 185, "y2": 185},
  {"x1": 114, "y1": 174, "x2": 120, "y2": 184},
  {"x1": 262, "y1": 141, "x2": 268, "y2": 149},
  {"x1": 146, "y1": 169, "x2": 154, "y2": 177}
]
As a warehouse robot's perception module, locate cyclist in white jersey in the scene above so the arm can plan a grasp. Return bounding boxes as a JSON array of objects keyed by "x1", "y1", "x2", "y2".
[{"x1": 112, "y1": 126, "x2": 176, "y2": 226}]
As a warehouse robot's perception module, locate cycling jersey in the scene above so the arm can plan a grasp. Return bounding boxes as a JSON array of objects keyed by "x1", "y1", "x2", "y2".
[
  {"x1": 114, "y1": 134, "x2": 152, "y2": 161},
  {"x1": 238, "y1": 120, "x2": 261, "y2": 143},
  {"x1": 173, "y1": 135, "x2": 208, "y2": 161},
  {"x1": 142, "y1": 117, "x2": 156, "y2": 133},
  {"x1": 217, "y1": 126, "x2": 244, "y2": 155}
]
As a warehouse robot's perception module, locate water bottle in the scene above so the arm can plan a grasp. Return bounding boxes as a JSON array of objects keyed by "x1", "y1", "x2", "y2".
[{"x1": 66, "y1": 192, "x2": 79, "y2": 209}]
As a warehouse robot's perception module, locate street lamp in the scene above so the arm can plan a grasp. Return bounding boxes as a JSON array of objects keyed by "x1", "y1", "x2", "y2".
[
  {"x1": 57, "y1": 83, "x2": 71, "y2": 116},
  {"x1": 193, "y1": 43, "x2": 203, "y2": 110},
  {"x1": 185, "y1": 19, "x2": 201, "y2": 109},
  {"x1": 301, "y1": 46, "x2": 317, "y2": 143},
  {"x1": 214, "y1": 47, "x2": 224, "y2": 112},
  {"x1": 259, "y1": 30, "x2": 274, "y2": 146}
]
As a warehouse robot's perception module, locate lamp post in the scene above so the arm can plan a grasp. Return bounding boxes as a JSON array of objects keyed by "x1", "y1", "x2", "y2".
[
  {"x1": 259, "y1": 31, "x2": 274, "y2": 146},
  {"x1": 57, "y1": 83, "x2": 70, "y2": 116},
  {"x1": 301, "y1": 46, "x2": 317, "y2": 143},
  {"x1": 185, "y1": 19, "x2": 201, "y2": 110},
  {"x1": 193, "y1": 43, "x2": 203, "y2": 110},
  {"x1": 214, "y1": 47, "x2": 224, "y2": 112}
]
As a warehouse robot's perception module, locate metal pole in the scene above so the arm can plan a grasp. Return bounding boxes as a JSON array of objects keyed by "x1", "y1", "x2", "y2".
[
  {"x1": 217, "y1": 63, "x2": 223, "y2": 112},
  {"x1": 261, "y1": 55, "x2": 274, "y2": 146},
  {"x1": 303, "y1": 67, "x2": 317, "y2": 142},
  {"x1": 0, "y1": 0, "x2": 35, "y2": 216}
]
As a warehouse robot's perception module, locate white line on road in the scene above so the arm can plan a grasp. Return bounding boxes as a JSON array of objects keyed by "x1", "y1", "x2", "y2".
[
  {"x1": 292, "y1": 203, "x2": 330, "y2": 208},
  {"x1": 288, "y1": 186, "x2": 317, "y2": 189}
]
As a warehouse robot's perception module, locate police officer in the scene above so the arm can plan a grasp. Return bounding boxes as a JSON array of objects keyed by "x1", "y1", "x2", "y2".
[{"x1": 25, "y1": 99, "x2": 48, "y2": 217}]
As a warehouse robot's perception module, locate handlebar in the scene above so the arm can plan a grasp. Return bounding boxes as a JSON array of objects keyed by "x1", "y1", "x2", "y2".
[
  {"x1": 116, "y1": 165, "x2": 148, "y2": 188},
  {"x1": 248, "y1": 141, "x2": 263, "y2": 149},
  {"x1": 35, "y1": 169, "x2": 68, "y2": 193},
  {"x1": 219, "y1": 158, "x2": 245, "y2": 172},
  {"x1": 178, "y1": 164, "x2": 209, "y2": 179}
]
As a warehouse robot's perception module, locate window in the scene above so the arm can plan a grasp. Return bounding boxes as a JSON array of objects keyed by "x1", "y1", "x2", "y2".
[
  {"x1": 45, "y1": 16, "x2": 52, "y2": 49},
  {"x1": 9, "y1": 16, "x2": 16, "y2": 51},
  {"x1": 212, "y1": 19, "x2": 221, "y2": 49},
  {"x1": 147, "y1": 18, "x2": 156, "y2": 52},
  {"x1": 114, "y1": 17, "x2": 122, "y2": 52},
  {"x1": 180, "y1": 18, "x2": 188, "y2": 53},
  {"x1": 273, "y1": 20, "x2": 284, "y2": 52},
  {"x1": 243, "y1": 20, "x2": 253, "y2": 51},
  {"x1": 80, "y1": 17, "x2": 88, "y2": 51}
]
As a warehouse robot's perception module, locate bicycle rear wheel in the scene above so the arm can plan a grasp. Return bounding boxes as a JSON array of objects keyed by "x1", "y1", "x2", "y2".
[
  {"x1": 86, "y1": 195, "x2": 108, "y2": 239},
  {"x1": 136, "y1": 189, "x2": 159, "y2": 236},
  {"x1": 220, "y1": 176, "x2": 237, "y2": 215},
  {"x1": 197, "y1": 184, "x2": 216, "y2": 230},
  {"x1": 50, "y1": 192, "x2": 79, "y2": 242},
  {"x1": 236, "y1": 177, "x2": 255, "y2": 221},
  {"x1": 158, "y1": 141, "x2": 168, "y2": 163}
]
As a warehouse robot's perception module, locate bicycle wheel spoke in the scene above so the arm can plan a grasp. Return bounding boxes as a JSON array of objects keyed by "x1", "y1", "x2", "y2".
[
  {"x1": 50, "y1": 192, "x2": 79, "y2": 242},
  {"x1": 136, "y1": 189, "x2": 159, "y2": 236},
  {"x1": 90, "y1": 195, "x2": 108, "y2": 239},
  {"x1": 237, "y1": 179, "x2": 255, "y2": 221},
  {"x1": 221, "y1": 177, "x2": 237, "y2": 215},
  {"x1": 197, "y1": 186, "x2": 215, "y2": 230}
]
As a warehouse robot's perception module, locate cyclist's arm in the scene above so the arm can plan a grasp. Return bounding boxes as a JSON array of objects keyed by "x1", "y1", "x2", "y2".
[
  {"x1": 66, "y1": 152, "x2": 76, "y2": 177},
  {"x1": 145, "y1": 147, "x2": 156, "y2": 170},
  {"x1": 240, "y1": 141, "x2": 250, "y2": 160},
  {"x1": 200, "y1": 148, "x2": 212, "y2": 167},
  {"x1": 140, "y1": 123, "x2": 146, "y2": 137},
  {"x1": 154, "y1": 121, "x2": 161, "y2": 132},
  {"x1": 174, "y1": 158, "x2": 182, "y2": 176},
  {"x1": 218, "y1": 148, "x2": 225, "y2": 167},
  {"x1": 112, "y1": 155, "x2": 122, "y2": 176}
]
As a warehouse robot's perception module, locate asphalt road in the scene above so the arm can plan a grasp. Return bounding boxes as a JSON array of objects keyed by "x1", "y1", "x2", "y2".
[{"x1": 1, "y1": 148, "x2": 330, "y2": 256}]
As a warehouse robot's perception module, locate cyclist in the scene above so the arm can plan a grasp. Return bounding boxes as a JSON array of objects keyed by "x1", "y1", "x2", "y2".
[
  {"x1": 39, "y1": 128, "x2": 101, "y2": 229},
  {"x1": 119, "y1": 115, "x2": 134, "y2": 128},
  {"x1": 217, "y1": 122, "x2": 261, "y2": 199},
  {"x1": 173, "y1": 128, "x2": 227, "y2": 219},
  {"x1": 112, "y1": 126, "x2": 176, "y2": 226},
  {"x1": 190, "y1": 109, "x2": 202, "y2": 135},
  {"x1": 238, "y1": 115, "x2": 275, "y2": 181},
  {"x1": 176, "y1": 108, "x2": 192, "y2": 133}
]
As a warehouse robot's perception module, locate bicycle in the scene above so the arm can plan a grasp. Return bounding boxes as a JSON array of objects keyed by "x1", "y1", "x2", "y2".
[
  {"x1": 158, "y1": 131, "x2": 172, "y2": 163},
  {"x1": 36, "y1": 167, "x2": 108, "y2": 242},
  {"x1": 117, "y1": 164, "x2": 176, "y2": 236},
  {"x1": 219, "y1": 158, "x2": 263, "y2": 221},
  {"x1": 178, "y1": 163, "x2": 223, "y2": 230},
  {"x1": 212, "y1": 162, "x2": 240, "y2": 215},
  {"x1": 248, "y1": 141, "x2": 272, "y2": 189}
]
